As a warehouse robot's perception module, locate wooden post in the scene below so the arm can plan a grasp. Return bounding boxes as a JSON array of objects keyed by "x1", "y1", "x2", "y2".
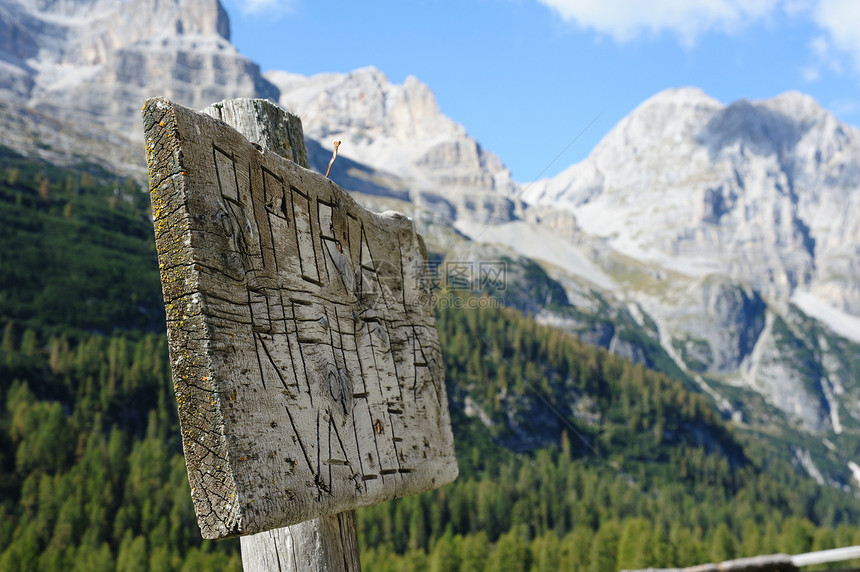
[
  {"x1": 238, "y1": 511, "x2": 361, "y2": 571},
  {"x1": 142, "y1": 97, "x2": 457, "y2": 570},
  {"x1": 202, "y1": 98, "x2": 359, "y2": 571}
]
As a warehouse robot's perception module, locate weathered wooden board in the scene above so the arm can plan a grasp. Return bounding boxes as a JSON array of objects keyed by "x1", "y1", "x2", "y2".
[{"x1": 142, "y1": 98, "x2": 458, "y2": 540}]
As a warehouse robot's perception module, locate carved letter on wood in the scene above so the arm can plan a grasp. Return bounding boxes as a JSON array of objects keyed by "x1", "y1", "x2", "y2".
[{"x1": 142, "y1": 98, "x2": 458, "y2": 540}]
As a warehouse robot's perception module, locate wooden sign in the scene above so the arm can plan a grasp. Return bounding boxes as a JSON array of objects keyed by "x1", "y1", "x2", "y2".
[{"x1": 142, "y1": 98, "x2": 458, "y2": 540}]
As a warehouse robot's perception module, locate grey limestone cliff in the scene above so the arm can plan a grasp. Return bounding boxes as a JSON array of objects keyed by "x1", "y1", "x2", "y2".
[{"x1": 0, "y1": 0, "x2": 277, "y2": 147}]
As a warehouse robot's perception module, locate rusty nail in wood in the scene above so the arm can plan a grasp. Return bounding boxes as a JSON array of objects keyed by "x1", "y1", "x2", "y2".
[{"x1": 325, "y1": 140, "x2": 341, "y2": 179}]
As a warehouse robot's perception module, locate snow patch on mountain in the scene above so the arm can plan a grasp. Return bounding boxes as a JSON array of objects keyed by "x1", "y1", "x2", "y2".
[
  {"x1": 792, "y1": 291, "x2": 860, "y2": 344},
  {"x1": 453, "y1": 218, "x2": 618, "y2": 291}
]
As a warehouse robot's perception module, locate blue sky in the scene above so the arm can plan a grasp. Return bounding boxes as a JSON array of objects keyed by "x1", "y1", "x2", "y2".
[{"x1": 220, "y1": 0, "x2": 860, "y2": 182}]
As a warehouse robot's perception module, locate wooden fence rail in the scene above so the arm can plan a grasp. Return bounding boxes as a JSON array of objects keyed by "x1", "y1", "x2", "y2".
[{"x1": 625, "y1": 545, "x2": 860, "y2": 572}]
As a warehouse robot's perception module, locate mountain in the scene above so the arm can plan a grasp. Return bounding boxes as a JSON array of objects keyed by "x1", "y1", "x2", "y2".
[
  {"x1": 514, "y1": 88, "x2": 860, "y2": 438},
  {"x1": 0, "y1": 0, "x2": 276, "y2": 177},
  {"x1": 1, "y1": 0, "x2": 859, "y2": 489},
  {"x1": 267, "y1": 67, "x2": 519, "y2": 225},
  {"x1": 271, "y1": 73, "x2": 860, "y2": 481},
  {"x1": 0, "y1": 0, "x2": 518, "y2": 227},
  {"x1": 523, "y1": 88, "x2": 860, "y2": 314},
  {"x1": 268, "y1": 65, "x2": 860, "y2": 471}
]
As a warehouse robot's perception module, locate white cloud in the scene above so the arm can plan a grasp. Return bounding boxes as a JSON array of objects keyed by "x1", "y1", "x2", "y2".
[
  {"x1": 808, "y1": 34, "x2": 844, "y2": 74},
  {"x1": 810, "y1": 34, "x2": 830, "y2": 58},
  {"x1": 536, "y1": 0, "x2": 860, "y2": 82},
  {"x1": 782, "y1": 0, "x2": 817, "y2": 16},
  {"x1": 235, "y1": 0, "x2": 294, "y2": 16},
  {"x1": 801, "y1": 65, "x2": 821, "y2": 82},
  {"x1": 811, "y1": 0, "x2": 860, "y2": 71},
  {"x1": 535, "y1": 0, "x2": 780, "y2": 46}
]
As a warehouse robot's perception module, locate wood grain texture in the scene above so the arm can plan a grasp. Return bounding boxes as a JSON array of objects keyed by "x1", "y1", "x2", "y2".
[
  {"x1": 142, "y1": 97, "x2": 458, "y2": 540},
  {"x1": 240, "y1": 510, "x2": 360, "y2": 571},
  {"x1": 204, "y1": 98, "x2": 361, "y2": 572},
  {"x1": 202, "y1": 99, "x2": 308, "y2": 169}
]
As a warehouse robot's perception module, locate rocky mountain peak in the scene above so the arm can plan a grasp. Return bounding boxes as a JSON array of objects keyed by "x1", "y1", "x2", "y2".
[
  {"x1": 763, "y1": 90, "x2": 826, "y2": 121},
  {"x1": 27, "y1": 0, "x2": 117, "y2": 19},
  {"x1": 267, "y1": 66, "x2": 518, "y2": 223},
  {"x1": 515, "y1": 87, "x2": 860, "y2": 436},
  {"x1": 637, "y1": 86, "x2": 723, "y2": 111},
  {"x1": 8, "y1": 0, "x2": 230, "y2": 67},
  {"x1": 524, "y1": 87, "x2": 859, "y2": 301},
  {"x1": 271, "y1": 65, "x2": 463, "y2": 143},
  {"x1": 0, "y1": 0, "x2": 268, "y2": 141},
  {"x1": 700, "y1": 94, "x2": 828, "y2": 161}
]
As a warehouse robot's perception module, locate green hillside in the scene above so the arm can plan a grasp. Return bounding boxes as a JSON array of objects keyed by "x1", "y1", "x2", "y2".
[
  {"x1": 1, "y1": 152, "x2": 859, "y2": 571},
  {"x1": 0, "y1": 145, "x2": 163, "y2": 336}
]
